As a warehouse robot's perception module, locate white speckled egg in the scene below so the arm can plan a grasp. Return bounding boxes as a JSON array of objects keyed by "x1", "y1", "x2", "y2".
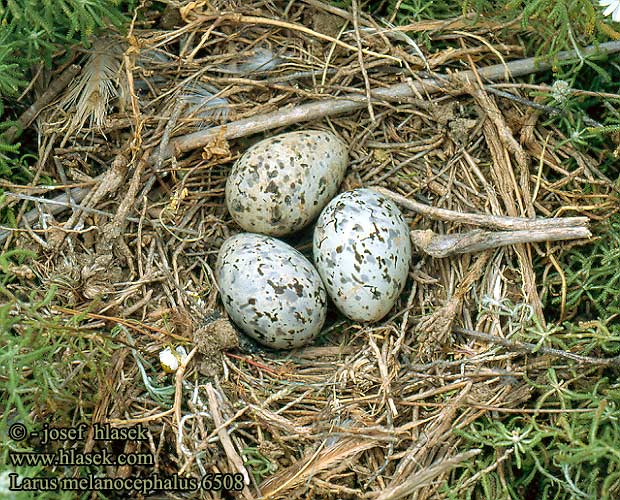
[
  {"x1": 313, "y1": 188, "x2": 412, "y2": 322},
  {"x1": 226, "y1": 130, "x2": 348, "y2": 236},
  {"x1": 215, "y1": 233, "x2": 327, "y2": 349}
]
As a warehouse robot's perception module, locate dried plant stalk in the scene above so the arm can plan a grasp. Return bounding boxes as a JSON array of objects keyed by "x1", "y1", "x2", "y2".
[
  {"x1": 411, "y1": 227, "x2": 592, "y2": 258},
  {"x1": 372, "y1": 187, "x2": 590, "y2": 231}
]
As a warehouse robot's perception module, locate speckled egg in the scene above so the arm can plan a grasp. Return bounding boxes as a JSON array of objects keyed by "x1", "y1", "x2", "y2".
[
  {"x1": 313, "y1": 188, "x2": 412, "y2": 322},
  {"x1": 225, "y1": 130, "x2": 348, "y2": 236},
  {"x1": 215, "y1": 233, "x2": 327, "y2": 349}
]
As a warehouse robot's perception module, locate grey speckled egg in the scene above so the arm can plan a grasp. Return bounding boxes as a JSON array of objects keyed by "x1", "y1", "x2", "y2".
[
  {"x1": 215, "y1": 233, "x2": 327, "y2": 349},
  {"x1": 226, "y1": 130, "x2": 348, "y2": 236},
  {"x1": 313, "y1": 188, "x2": 412, "y2": 322}
]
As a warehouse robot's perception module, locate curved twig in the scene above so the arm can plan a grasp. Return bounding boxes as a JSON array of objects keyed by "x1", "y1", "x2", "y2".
[{"x1": 163, "y1": 40, "x2": 620, "y2": 158}]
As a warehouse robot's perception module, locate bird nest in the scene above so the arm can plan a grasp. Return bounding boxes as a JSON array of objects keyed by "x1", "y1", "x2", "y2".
[{"x1": 4, "y1": 0, "x2": 620, "y2": 499}]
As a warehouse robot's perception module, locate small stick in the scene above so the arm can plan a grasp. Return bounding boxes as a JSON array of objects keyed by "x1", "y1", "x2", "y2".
[
  {"x1": 411, "y1": 227, "x2": 591, "y2": 258},
  {"x1": 483, "y1": 86, "x2": 603, "y2": 128},
  {"x1": 454, "y1": 327, "x2": 620, "y2": 367},
  {"x1": 373, "y1": 187, "x2": 589, "y2": 231},
  {"x1": 52, "y1": 157, "x2": 77, "y2": 211},
  {"x1": 174, "y1": 346, "x2": 199, "y2": 449},
  {"x1": 3, "y1": 190, "x2": 91, "y2": 215},
  {"x1": 352, "y1": 0, "x2": 375, "y2": 122},
  {"x1": 375, "y1": 449, "x2": 481, "y2": 500},
  {"x1": 205, "y1": 383, "x2": 253, "y2": 495}
]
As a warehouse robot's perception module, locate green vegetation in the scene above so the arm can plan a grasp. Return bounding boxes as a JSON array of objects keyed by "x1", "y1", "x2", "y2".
[
  {"x1": 241, "y1": 447, "x2": 278, "y2": 483},
  {"x1": 0, "y1": 0, "x2": 130, "y2": 94},
  {"x1": 537, "y1": 63, "x2": 620, "y2": 178},
  {"x1": 544, "y1": 215, "x2": 620, "y2": 332},
  {"x1": 371, "y1": 0, "x2": 610, "y2": 57},
  {"x1": 0, "y1": 268, "x2": 112, "y2": 498},
  {"x1": 451, "y1": 373, "x2": 620, "y2": 500},
  {"x1": 449, "y1": 318, "x2": 620, "y2": 499},
  {"x1": 447, "y1": 212, "x2": 620, "y2": 498}
]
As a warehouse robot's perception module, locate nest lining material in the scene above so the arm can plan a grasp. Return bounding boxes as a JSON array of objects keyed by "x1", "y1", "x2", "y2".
[{"x1": 3, "y1": 0, "x2": 620, "y2": 499}]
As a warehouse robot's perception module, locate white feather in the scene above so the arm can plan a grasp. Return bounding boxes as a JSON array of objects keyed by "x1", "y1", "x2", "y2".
[
  {"x1": 180, "y1": 81, "x2": 231, "y2": 122},
  {"x1": 216, "y1": 47, "x2": 284, "y2": 75},
  {"x1": 61, "y1": 39, "x2": 124, "y2": 134}
]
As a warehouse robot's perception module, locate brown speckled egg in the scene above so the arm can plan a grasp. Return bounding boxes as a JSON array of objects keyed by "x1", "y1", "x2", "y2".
[
  {"x1": 313, "y1": 189, "x2": 412, "y2": 322},
  {"x1": 225, "y1": 130, "x2": 348, "y2": 236},
  {"x1": 215, "y1": 233, "x2": 327, "y2": 349}
]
